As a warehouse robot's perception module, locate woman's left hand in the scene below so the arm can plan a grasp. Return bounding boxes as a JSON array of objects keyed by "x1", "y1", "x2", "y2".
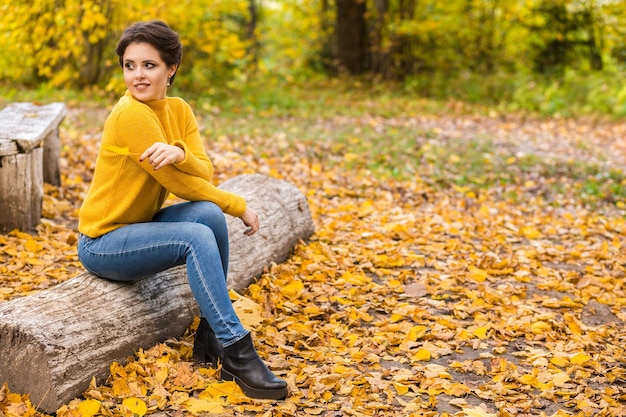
[
  {"x1": 140, "y1": 142, "x2": 185, "y2": 170},
  {"x1": 239, "y1": 208, "x2": 260, "y2": 236}
]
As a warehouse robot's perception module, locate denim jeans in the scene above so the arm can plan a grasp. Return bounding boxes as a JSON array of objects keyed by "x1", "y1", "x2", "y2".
[{"x1": 78, "y1": 201, "x2": 248, "y2": 346}]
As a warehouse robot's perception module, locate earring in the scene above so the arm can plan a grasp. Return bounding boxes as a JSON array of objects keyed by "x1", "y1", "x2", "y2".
[{"x1": 167, "y1": 78, "x2": 171, "y2": 87}]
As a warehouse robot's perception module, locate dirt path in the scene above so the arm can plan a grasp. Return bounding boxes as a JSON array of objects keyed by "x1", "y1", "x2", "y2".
[{"x1": 414, "y1": 111, "x2": 626, "y2": 168}]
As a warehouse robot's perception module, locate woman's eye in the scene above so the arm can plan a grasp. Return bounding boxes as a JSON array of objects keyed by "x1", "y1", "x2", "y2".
[
  {"x1": 125, "y1": 63, "x2": 134, "y2": 70},
  {"x1": 145, "y1": 63, "x2": 155, "y2": 69}
]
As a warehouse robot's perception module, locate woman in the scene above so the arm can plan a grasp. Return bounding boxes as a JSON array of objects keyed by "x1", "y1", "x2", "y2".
[{"x1": 77, "y1": 20, "x2": 288, "y2": 400}]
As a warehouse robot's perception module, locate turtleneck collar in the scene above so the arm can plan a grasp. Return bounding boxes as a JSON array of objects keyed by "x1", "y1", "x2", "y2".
[{"x1": 124, "y1": 90, "x2": 168, "y2": 115}]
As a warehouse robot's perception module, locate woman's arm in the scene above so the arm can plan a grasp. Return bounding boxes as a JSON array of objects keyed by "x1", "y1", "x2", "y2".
[{"x1": 112, "y1": 103, "x2": 247, "y2": 218}]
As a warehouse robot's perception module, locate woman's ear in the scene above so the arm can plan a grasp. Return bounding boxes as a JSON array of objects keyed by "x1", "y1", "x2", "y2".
[{"x1": 169, "y1": 65, "x2": 178, "y2": 78}]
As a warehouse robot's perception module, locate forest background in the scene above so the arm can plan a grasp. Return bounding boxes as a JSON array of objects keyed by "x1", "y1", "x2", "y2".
[
  {"x1": 1, "y1": 0, "x2": 626, "y2": 416},
  {"x1": 1, "y1": 0, "x2": 626, "y2": 116}
]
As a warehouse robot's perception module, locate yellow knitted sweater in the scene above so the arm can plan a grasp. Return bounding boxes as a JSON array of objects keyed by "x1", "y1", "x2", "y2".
[{"x1": 78, "y1": 91, "x2": 246, "y2": 238}]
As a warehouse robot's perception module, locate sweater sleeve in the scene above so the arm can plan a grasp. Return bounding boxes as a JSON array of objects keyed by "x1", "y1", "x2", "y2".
[
  {"x1": 170, "y1": 100, "x2": 216, "y2": 180},
  {"x1": 113, "y1": 103, "x2": 247, "y2": 217},
  {"x1": 146, "y1": 164, "x2": 247, "y2": 217}
]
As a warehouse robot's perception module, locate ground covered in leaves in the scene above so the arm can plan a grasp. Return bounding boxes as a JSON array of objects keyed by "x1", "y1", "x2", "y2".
[{"x1": 1, "y1": 86, "x2": 626, "y2": 416}]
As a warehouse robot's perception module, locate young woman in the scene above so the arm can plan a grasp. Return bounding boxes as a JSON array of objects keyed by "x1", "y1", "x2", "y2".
[{"x1": 77, "y1": 20, "x2": 288, "y2": 400}]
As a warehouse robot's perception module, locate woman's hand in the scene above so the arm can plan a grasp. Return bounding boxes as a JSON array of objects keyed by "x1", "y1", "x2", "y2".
[
  {"x1": 140, "y1": 143, "x2": 185, "y2": 170},
  {"x1": 239, "y1": 208, "x2": 259, "y2": 236}
]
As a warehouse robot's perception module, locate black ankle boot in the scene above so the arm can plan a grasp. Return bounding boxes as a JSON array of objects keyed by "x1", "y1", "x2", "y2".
[
  {"x1": 221, "y1": 333, "x2": 288, "y2": 400},
  {"x1": 193, "y1": 317, "x2": 223, "y2": 367}
]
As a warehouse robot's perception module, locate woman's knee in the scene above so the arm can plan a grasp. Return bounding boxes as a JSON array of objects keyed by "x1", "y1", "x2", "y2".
[{"x1": 189, "y1": 202, "x2": 226, "y2": 226}]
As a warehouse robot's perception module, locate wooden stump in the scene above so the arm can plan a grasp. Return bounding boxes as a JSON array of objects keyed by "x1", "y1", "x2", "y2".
[
  {"x1": 0, "y1": 102, "x2": 66, "y2": 232},
  {"x1": 0, "y1": 174, "x2": 315, "y2": 413},
  {"x1": 0, "y1": 148, "x2": 44, "y2": 232}
]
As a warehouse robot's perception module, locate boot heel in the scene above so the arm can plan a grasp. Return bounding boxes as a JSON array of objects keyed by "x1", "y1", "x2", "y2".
[
  {"x1": 193, "y1": 341, "x2": 219, "y2": 366},
  {"x1": 220, "y1": 367, "x2": 288, "y2": 400},
  {"x1": 193, "y1": 318, "x2": 223, "y2": 367}
]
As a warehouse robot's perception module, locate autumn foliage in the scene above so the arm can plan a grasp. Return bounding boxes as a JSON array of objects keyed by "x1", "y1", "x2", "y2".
[
  {"x1": 0, "y1": 84, "x2": 625, "y2": 416},
  {"x1": 0, "y1": 0, "x2": 252, "y2": 89}
]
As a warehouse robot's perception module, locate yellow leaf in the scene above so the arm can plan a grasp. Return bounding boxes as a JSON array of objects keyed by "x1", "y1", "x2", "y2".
[
  {"x1": 406, "y1": 325, "x2": 428, "y2": 342},
  {"x1": 183, "y1": 397, "x2": 224, "y2": 414},
  {"x1": 77, "y1": 399, "x2": 101, "y2": 417},
  {"x1": 330, "y1": 337, "x2": 344, "y2": 348},
  {"x1": 393, "y1": 382, "x2": 409, "y2": 395},
  {"x1": 462, "y1": 405, "x2": 498, "y2": 417},
  {"x1": 551, "y1": 372, "x2": 570, "y2": 387},
  {"x1": 469, "y1": 266, "x2": 489, "y2": 282},
  {"x1": 519, "y1": 374, "x2": 538, "y2": 386},
  {"x1": 232, "y1": 293, "x2": 264, "y2": 328},
  {"x1": 530, "y1": 321, "x2": 551, "y2": 334},
  {"x1": 520, "y1": 225, "x2": 543, "y2": 239},
  {"x1": 111, "y1": 378, "x2": 130, "y2": 396},
  {"x1": 570, "y1": 352, "x2": 591, "y2": 364},
  {"x1": 122, "y1": 397, "x2": 147, "y2": 417},
  {"x1": 154, "y1": 365, "x2": 168, "y2": 384},
  {"x1": 412, "y1": 348, "x2": 431, "y2": 361},
  {"x1": 390, "y1": 313, "x2": 404, "y2": 323},
  {"x1": 199, "y1": 381, "x2": 244, "y2": 401},
  {"x1": 563, "y1": 313, "x2": 582, "y2": 337},
  {"x1": 550, "y1": 356, "x2": 569, "y2": 367},
  {"x1": 341, "y1": 271, "x2": 371, "y2": 285},
  {"x1": 281, "y1": 279, "x2": 304, "y2": 298},
  {"x1": 24, "y1": 238, "x2": 42, "y2": 253},
  {"x1": 472, "y1": 326, "x2": 489, "y2": 340},
  {"x1": 446, "y1": 382, "x2": 471, "y2": 397},
  {"x1": 456, "y1": 329, "x2": 471, "y2": 341}
]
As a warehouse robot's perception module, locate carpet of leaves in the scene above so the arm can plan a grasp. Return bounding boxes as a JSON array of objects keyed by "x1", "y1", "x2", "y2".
[{"x1": 1, "y1": 93, "x2": 626, "y2": 417}]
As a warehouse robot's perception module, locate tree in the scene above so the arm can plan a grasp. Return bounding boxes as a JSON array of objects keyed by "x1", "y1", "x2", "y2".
[
  {"x1": 335, "y1": 0, "x2": 369, "y2": 73},
  {"x1": 528, "y1": 0, "x2": 606, "y2": 75}
]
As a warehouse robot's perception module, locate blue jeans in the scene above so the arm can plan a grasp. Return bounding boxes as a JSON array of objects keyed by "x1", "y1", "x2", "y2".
[{"x1": 77, "y1": 201, "x2": 248, "y2": 346}]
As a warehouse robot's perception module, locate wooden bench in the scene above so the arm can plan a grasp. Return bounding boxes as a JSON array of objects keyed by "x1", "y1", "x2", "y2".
[{"x1": 0, "y1": 102, "x2": 66, "y2": 232}]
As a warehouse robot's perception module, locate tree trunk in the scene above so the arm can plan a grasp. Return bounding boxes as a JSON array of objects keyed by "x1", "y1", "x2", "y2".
[
  {"x1": 370, "y1": 0, "x2": 388, "y2": 75},
  {"x1": 0, "y1": 174, "x2": 315, "y2": 413},
  {"x1": 335, "y1": 0, "x2": 369, "y2": 73},
  {"x1": 247, "y1": 0, "x2": 259, "y2": 69}
]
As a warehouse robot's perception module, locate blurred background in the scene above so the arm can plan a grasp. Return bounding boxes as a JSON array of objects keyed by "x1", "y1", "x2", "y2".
[{"x1": 1, "y1": 0, "x2": 626, "y2": 117}]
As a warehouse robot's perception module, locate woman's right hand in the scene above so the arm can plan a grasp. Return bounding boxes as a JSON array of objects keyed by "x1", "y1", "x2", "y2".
[
  {"x1": 140, "y1": 142, "x2": 185, "y2": 170},
  {"x1": 239, "y1": 208, "x2": 259, "y2": 236}
]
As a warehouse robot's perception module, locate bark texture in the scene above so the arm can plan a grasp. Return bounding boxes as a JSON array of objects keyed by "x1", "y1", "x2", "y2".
[{"x1": 0, "y1": 174, "x2": 314, "y2": 413}]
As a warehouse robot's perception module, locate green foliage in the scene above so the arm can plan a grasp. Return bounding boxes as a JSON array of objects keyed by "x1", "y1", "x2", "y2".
[
  {"x1": 402, "y1": 69, "x2": 626, "y2": 118},
  {"x1": 257, "y1": 1, "x2": 331, "y2": 81}
]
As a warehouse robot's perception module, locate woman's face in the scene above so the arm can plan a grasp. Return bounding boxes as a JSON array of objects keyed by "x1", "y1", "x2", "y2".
[{"x1": 122, "y1": 41, "x2": 177, "y2": 102}]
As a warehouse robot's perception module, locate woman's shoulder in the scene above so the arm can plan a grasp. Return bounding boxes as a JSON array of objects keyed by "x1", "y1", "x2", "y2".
[
  {"x1": 167, "y1": 96, "x2": 193, "y2": 112},
  {"x1": 110, "y1": 94, "x2": 157, "y2": 121}
]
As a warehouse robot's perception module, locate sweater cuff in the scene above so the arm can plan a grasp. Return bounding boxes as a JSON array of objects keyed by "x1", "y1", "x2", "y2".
[{"x1": 224, "y1": 193, "x2": 247, "y2": 218}]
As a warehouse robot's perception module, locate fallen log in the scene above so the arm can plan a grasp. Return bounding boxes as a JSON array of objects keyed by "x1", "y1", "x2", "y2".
[{"x1": 0, "y1": 174, "x2": 315, "y2": 413}]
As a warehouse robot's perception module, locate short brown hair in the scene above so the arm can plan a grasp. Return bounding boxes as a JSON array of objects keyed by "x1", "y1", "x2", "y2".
[{"x1": 116, "y1": 20, "x2": 182, "y2": 85}]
